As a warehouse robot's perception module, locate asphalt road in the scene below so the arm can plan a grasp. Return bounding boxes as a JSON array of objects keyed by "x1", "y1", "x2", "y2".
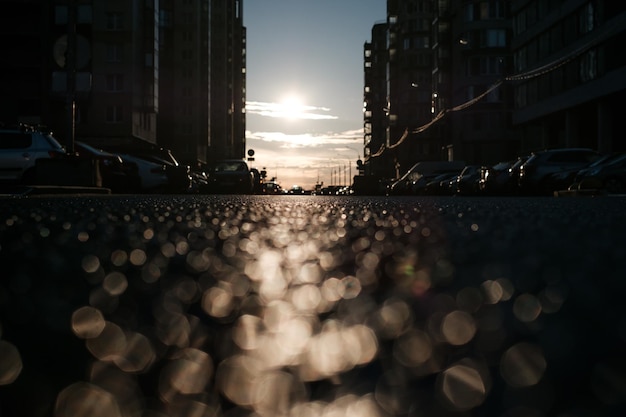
[{"x1": 1, "y1": 194, "x2": 626, "y2": 417}]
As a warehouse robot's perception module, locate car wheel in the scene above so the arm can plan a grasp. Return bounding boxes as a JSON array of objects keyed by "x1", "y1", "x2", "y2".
[{"x1": 604, "y1": 178, "x2": 626, "y2": 194}]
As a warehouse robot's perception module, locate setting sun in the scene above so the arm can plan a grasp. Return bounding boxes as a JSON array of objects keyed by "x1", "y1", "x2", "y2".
[{"x1": 278, "y1": 94, "x2": 307, "y2": 120}]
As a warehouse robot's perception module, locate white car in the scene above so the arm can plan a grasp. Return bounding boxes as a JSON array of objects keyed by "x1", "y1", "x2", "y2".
[{"x1": 0, "y1": 125, "x2": 66, "y2": 184}]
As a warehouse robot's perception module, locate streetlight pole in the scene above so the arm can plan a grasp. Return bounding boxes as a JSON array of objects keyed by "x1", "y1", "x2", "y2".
[{"x1": 66, "y1": 0, "x2": 77, "y2": 154}]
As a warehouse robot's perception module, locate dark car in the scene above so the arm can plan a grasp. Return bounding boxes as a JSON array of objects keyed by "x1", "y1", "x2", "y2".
[
  {"x1": 423, "y1": 172, "x2": 460, "y2": 195},
  {"x1": 262, "y1": 181, "x2": 283, "y2": 195},
  {"x1": 518, "y1": 148, "x2": 601, "y2": 195},
  {"x1": 453, "y1": 165, "x2": 481, "y2": 195},
  {"x1": 479, "y1": 157, "x2": 526, "y2": 196},
  {"x1": 206, "y1": 159, "x2": 254, "y2": 194},
  {"x1": 0, "y1": 124, "x2": 66, "y2": 184},
  {"x1": 250, "y1": 168, "x2": 264, "y2": 194},
  {"x1": 288, "y1": 185, "x2": 306, "y2": 195},
  {"x1": 102, "y1": 145, "x2": 192, "y2": 193},
  {"x1": 388, "y1": 161, "x2": 465, "y2": 196},
  {"x1": 573, "y1": 152, "x2": 626, "y2": 194},
  {"x1": 74, "y1": 141, "x2": 141, "y2": 193}
]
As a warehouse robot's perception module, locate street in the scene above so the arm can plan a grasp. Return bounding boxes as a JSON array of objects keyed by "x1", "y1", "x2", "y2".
[{"x1": 1, "y1": 194, "x2": 626, "y2": 417}]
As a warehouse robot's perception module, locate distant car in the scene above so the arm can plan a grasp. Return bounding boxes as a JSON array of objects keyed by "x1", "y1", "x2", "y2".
[
  {"x1": 0, "y1": 124, "x2": 66, "y2": 184},
  {"x1": 206, "y1": 159, "x2": 254, "y2": 194},
  {"x1": 74, "y1": 141, "x2": 141, "y2": 193},
  {"x1": 288, "y1": 185, "x2": 306, "y2": 195},
  {"x1": 518, "y1": 148, "x2": 601, "y2": 195},
  {"x1": 262, "y1": 181, "x2": 283, "y2": 195},
  {"x1": 318, "y1": 185, "x2": 342, "y2": 195}
]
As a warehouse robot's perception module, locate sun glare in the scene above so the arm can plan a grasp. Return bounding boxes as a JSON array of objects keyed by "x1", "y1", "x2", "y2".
[{"x1": 278, "y1": 94, "x2": 306, "y2": 120}]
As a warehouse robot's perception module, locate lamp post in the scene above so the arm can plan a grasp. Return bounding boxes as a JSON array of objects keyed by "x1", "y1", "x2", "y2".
[{"x1": 65, "y1": 0, "x2": 77, "y2": 154}]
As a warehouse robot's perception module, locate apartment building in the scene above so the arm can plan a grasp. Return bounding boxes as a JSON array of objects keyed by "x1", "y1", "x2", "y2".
[
  {"x1": 0, "y1": 0, "x2": 246, "y2": 167},
  {"x1": 510, "y1": 0, "x2": 626, "y2": 153},
  {"x1": 364, "y1": 0, "x2": 517, "y2": 180},
  {"x1": 433, "y1": 0, "x2": 518, "y2": 164},
  {"x1": 209, "y1": 0, "x2": 246, "y2": 162},
  {"x1": 63, "y1": 0, "x2": 160, "y2": 150},
  {"x1": 385, "y1": 0, "x2": 437, "y2": 177},
  {"x1": 363, "y1": 22, "x2": 394, "y2": 179},
  {"x1": 158, "y1": 0, "x2": 211, "y2": 166}
]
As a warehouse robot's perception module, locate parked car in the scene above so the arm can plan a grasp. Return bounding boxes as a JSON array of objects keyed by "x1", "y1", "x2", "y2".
[
  {"x1": 250, "y1": 168, "x2": 264, "y2": 194},
  {"x1": 573, "y1": 152, "x2": 626, "y2": 194},
  {"x1": 0, "y1": 124, "x2": 66, "y2": 184},
  {"x1": 518, "y1": 148, "x2": 601, "y2": 195},
  {"x1": 205, "y1": 159, "x2": 254, "y2": 194},
  {"x1": 103, "y1": 146, "x2": 192, "y2": 193},
  {"x1": 479, "y1": 157, "x2": 526, "y2": 196},
  {"x1": 453, "y1": 165, "x2": 481, "y2": 195},
  {"x1": 318, "y1": 185, "x2": 343, "y2": 195},
  {"x1": 288, "y1": 185, "x2": 306, "y2": 195},
  {"x1": 74, "y1": 141, "x2": 141, "y2": 193},
  {"x1": 262, "y1": 181, "x2": 283, "y2": 195},
  {"x1": 389, "y1": 161, "x2": 466, "y2": 195},
  {"x1": 423, "y1": 172, "x2": 461, "y2": 195}
]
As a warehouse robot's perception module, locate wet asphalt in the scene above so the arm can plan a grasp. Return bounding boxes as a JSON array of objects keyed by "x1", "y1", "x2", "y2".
[{"x1": 1, "y1": 194, "x2": 626, "y2": 417}]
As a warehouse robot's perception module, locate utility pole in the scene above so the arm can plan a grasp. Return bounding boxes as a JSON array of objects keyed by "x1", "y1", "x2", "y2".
[{"x1": 65, "y1": 0, "x2": 77, "y2": 154}]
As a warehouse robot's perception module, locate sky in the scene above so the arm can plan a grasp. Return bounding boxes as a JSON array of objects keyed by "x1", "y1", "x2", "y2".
[{"x1": 243, "y1": 0, "x2": 387, "y2": 190}]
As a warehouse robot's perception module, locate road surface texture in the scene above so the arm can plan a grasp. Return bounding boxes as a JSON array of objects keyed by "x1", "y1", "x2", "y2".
[{"x1": 1, "y1": 194, "x2": 625, "y2": 417}]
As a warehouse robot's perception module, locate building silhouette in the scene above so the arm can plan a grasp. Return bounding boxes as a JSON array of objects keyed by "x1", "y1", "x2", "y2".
[
  {"x1": 0, "y1": 0, "x2": 246, "y2": 167},
  {"x1": 433, "y1": 0, "x2": 519, "y2": 165},
  {"x1": 510, "y1": 0, "x2": 626, "y2": 153},
  {"x1": 363, "y1": 22, "x2": 393, "y2": 179},
  {"x1": 363, "y1": 0, "x2": 626, "y2": 180}
]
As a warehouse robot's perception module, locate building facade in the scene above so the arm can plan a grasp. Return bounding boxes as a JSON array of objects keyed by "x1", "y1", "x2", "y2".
[
  {"x1": 510, "y1": 0, "x2": 626, "y2": 153},
  {"x1": 209, "y1": 0, "x2": 246, "y2": 162},
  {"x1": 363, "y1": 22, "x2": 393, "y2": 179},
  {"x1": 158, "y1": 0, "x2": 211, "y2": 166},
  {"x1": 434, "y1": 0, "x2": 518, "y2": 165},
  {"x1": 63, "y1": 0, "x2": 160, "y2": 150},
  {"x1": 0, "y1": 0, "x2": 246, "y2": 167},
  {"x1": 385, "y1": 0, "x2": 436, "y2": 177}
]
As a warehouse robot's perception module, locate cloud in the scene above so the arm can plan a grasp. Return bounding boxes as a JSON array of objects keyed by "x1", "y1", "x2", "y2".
[
  {"x1": 246, "y1": 100, "x2": 339, "y2": 120},
  {"x1": 246, "y1": 129, "x2": 362, "y2": 149}
]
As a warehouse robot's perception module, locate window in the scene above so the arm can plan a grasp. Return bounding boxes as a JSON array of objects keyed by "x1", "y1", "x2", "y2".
[
  {"x1": 471, "y1": 56, "x2": 504, "y2": 75},
  {"x1": 579, "y1": 3, "x2": 595, "y2": 34},
  {"x1": 105, "y1": 74, "x2": 124, "y2": 92},
  {"x1": 415, "y1": 36, "x2": 430, "y2": 49},
  {"x1": 464, "y1": 4, "x2": 474, "y2": 21},
  {"x1": 106, "y1": 44, "x2": 123, "y2": 62},
  {"x1": 482, "y1": 30, "x2": 506, "y2": 47},
  {"x1": 106, "y1": 12, "x2": 123, "y2": 30},
  {"x1": 580, "y1": 50, "x2": 597, "y2": 82},
  {"x1": 106, "y1": 106, "x2": 123, "y2": 123}
]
